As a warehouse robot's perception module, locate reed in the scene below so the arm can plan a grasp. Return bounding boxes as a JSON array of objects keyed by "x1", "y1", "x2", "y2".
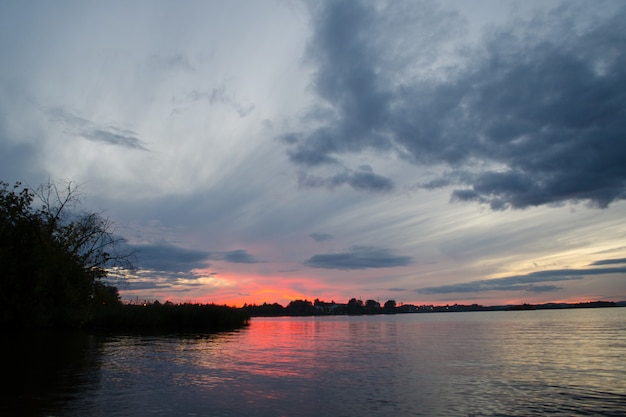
[{"x1": 89, "y1": 302, "x2": 250, "y2": 333}]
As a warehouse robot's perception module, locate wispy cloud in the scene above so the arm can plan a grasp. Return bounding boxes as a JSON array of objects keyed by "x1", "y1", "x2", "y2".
[
  {"x1": 310, "y1": 232, "x2": 333, "y2": 242},
  {"x1": 590, "y1": 258, "x2": 626, "y2": 266},
  {"x1": 304, "y1": 246, "x2": 412, "y2": 270},
  {"x1": 417, "y1": 266, "x2": 626, "y2": 294},
  {"x1": 81, "y1": 129, "x2": 147, "y2": 150},
  {"x1": 297, "y1": 165, "x2": 393, "y2": 192},
  {"x1": 48, "y1": 107, "x2": 149, "y2": 150},
  {"x1": 187, "y1": 86, "x2": 255, "y2": 118}
]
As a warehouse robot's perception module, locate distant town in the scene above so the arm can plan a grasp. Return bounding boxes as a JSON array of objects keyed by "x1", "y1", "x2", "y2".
[{"x1": 242, "y1": 298, "x2": 625, "y2": 317}]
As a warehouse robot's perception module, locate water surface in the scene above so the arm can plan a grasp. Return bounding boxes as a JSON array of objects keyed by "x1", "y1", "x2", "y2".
[{"x1": 3, "y1": 308, "x2": 625, "y2": 416}]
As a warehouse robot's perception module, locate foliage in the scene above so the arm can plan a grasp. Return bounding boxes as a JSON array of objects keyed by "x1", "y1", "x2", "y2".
[
  {"x1": 384, "y1": 299, "x2": 397, "y2": 313},
  {"x1": 89, "y1": 301, "x2": 250, "y2": 333},
  {"x1": 286, "y1": 299, "x2": 316, "y2": 316},
  {"x1": 0, "y1": 180, "x2": 130, "y2": 329},
  {"x1": 242, "y1": 302, "x2": 286, "y2": 317},
  {"x1": 347, "y1": 298, "x2": 365, "y2": 315}
]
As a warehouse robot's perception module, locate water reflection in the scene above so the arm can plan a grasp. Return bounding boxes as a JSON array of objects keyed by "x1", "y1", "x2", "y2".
[
  {"x1": 1, "y1": 331, "x2": 103, "y2": 416},
  {"x1": 2, "y1": 309, "x2": 625, "y2": 416}
]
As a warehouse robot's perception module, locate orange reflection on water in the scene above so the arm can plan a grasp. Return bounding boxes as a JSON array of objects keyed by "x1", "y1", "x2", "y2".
[
  {"x1": 220, "y1": 317, "x2": 341, "y2": 380},
  {"x1": 237, "y1": 318, "x2": 314, "y2": 378}
]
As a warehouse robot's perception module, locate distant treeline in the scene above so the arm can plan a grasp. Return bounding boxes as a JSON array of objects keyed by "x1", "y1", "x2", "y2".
[{"x1": 243, "y1": 298, "x2": 623, "y2": 317}]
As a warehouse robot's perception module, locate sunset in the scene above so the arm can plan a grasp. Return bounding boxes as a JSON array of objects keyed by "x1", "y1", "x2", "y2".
[
  {"x1": 2, "y1": 1, "x2": 626, "y2": 415},
  {"x1": 2, "y1": 0, "x2": 625, "y2": 309}
]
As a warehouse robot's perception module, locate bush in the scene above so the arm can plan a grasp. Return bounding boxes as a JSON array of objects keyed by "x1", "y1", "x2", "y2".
[{"x1": 89, "y1": 302, "x2": 250, "y2": 333}]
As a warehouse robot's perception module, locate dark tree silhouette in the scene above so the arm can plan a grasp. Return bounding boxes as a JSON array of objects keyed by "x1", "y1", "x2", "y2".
[
  {"x1": 347, "y1": 298, "x2": 365, "y2": 315},
  {"x1": 0, "y1": 180, "x2": 133, "y2": 328},
  {"x1": 286, "y1": 299, "x2": 316, "y2": 316},
  {"x1": 364, "y1": 299, "x2": 381, "y2": 314},
  {"x1": 384, "y1": 299, "x2": 397, "y2": 313}
]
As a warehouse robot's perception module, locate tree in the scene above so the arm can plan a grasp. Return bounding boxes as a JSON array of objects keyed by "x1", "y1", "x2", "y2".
[
  {"x1": 347, "y1": 298, "x2": 365, "y2": 315},
  {"x1": 32, "y1": 180, "x2": 134, "y2": 274},
  {"x1": 384, "y1": 299, "x2": 397, "y2": 313},
  {"x1": 0, "y1": 180, "x2": 133, "y2": 328},
  {"x1": 286, "y1": 299, "x2": 315, "y2": 316},
  {"x1": 365, "y1": 299, "x2": 381, "y2": 314}
]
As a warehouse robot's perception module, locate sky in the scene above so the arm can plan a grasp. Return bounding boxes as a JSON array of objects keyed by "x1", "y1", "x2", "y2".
[{"x1": 1, "y1": 0, "x2": 625, "y2": 307}]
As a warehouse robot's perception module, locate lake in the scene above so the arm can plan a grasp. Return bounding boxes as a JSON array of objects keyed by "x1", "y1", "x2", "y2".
[{"x1": 3, "y1": 308, "x2": 625, "y2": 416}]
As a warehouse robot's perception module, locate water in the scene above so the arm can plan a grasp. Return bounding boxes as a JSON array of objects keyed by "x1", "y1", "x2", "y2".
[{"x1": 3, "y1": 308, "x2": 625, "y2": 416}]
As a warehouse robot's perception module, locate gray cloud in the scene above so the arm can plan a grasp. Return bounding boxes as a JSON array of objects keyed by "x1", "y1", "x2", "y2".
[
  {"x1": 525, "y1": 285, "x2": 563, "y2": 293},
  {"x1": 304, "y1": 246, "x2": 413, "y2": 270},
  {"x1": 208, "y1": 249, "x2": 260, "y2": 264},
  {"x1": 134, "y1": 243, "x2": 210, "y2": 273},
  {"x1": 48, "y1": 107, "x2": 149, "y2": 150},
  {"x1": 148, "y1": 53, "x2": 196, "y2": 72},
  {"x1": 186, "y1": 86, "x2": 255, "y2": 118},
  {"x1": 285, "y1": 1, "x2": 626, "y2": 209},
  {"x1": 417, "y1": 266, "x2": 626, "y2": 294},
  {"x1": 117, "y1": 280, "x2": 172, "y2": 292},
  {"x1": 298, "y1": 165, "x2": 393, "y2": 192},
  {"x1": 590, "y1": 258, "x2": 626, "y2": 266},
  {"x1": 310, "y1": 232, "x2": 333, "y2": 242},
  {"x1": 82, "y1": 129, "x2": 147, "y2": 150}
]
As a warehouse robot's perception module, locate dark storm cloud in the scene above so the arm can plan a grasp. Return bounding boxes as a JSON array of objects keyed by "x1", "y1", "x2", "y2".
[
  {"x1": 417, "y1": 266, "x2": 626, "y2": 294},
  {"x1": 48, "y1": 107, "x2": 149, "y2": 150},
  {"x1": 286, "y1": 1, "x2": 626, "y2": 209},
  {"x1": 208, "y1": 249, "x2": 260, "y2": 264},
  {"x1": 310, "y1": 232, "x2": 333, "y2": 242},
  {"x1": 134, "y1": 243, "x2": 210, "y2": 273},
  {"x1": 304, "y1": 246, "x2": 413, "y2": 270}
]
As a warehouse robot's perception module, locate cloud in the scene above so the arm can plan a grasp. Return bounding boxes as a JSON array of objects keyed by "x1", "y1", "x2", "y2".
[
  {"x1": 208, "y1": 249, "x2": 260, "y2": 264},
  {"x1": 524, "y1": 285, "x2": 563, "y2": 293},
  {"x1": 187, "y1": 86, "x2": 255, "y2": 118},
  {"x1": 285, "y1": 1, "x2": 626, "y2": 209},
  {"x1": 304, "y1": 246, "x2": 413, "y2": 270},
  {"x1": 81, "y1": 129, "x2": 147, "y2": 150},
  {"x1": 590, "y1": 258, "x2": 626, "y2": 266},
  {"x1": 127, "y1": 244, "x2": 255, "y2": 289},
  {"x1": 297, "y1": 165, "x2": 393, "y2": 192},
  {"x1": 48, "y1": 107, "x2": 149, "y2": 150},
  {"x1": 133, "y1": 243, "x2": 210, "y2": 273},
  {"x1": 148, "y1": 53, "x2": 196, "y2": 72},
  {"x1": 417, "y1": 266, "x2": 626, "y2": 294},
  {"x1": 310, "y1": 232, "x2": 333, "y2": 242},
  {"x1": 116, "y1": 279, "x2": 172, "y2": 292}
]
